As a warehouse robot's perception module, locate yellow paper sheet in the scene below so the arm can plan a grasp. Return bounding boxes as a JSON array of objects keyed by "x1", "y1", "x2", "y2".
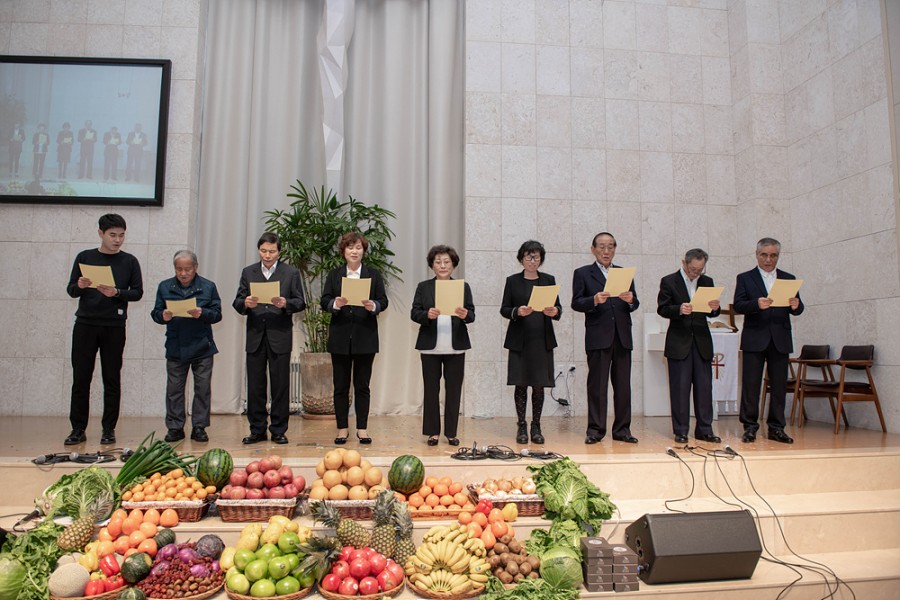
[
  {"x1": 527, "y1": 284, "x2": 561, "y2": 311},
  {"x1": 435, "y1": 279, "x2": 465, "y2": 316},
  {"x1": 166, "y1": 298, "x2": 197, "y2": 318},
  {"x1": 768, "y1": 279, "x2": 803, "y2": 307},
  {"x1": 341, "y1": 277, "x2": 372, "y2": 307},
  {"x1": 79, "y1": 264, "x2": 115, "y2": 288},
  {"x1": 250, "y1": 281, "x2": 281, "y2": 304},
  {"x1": 603, "y1": 267, "x2": 636, "y2": 296},
  {"x1": 690, "y1": 286, "x2": 724, "y2": 313}
]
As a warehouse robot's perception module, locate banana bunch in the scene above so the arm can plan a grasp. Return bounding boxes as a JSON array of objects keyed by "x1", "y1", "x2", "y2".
[{"x1": 404, "y1": 522, "x2": 491, "y2": 594}]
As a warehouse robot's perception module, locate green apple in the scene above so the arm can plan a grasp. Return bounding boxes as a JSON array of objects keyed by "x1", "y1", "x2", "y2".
[
  {"x1": 233, "y1": 548, "x2": 256, "y2": 571},
  {"x1": 250, "y1": 578, "x2": 277, "y2": 598},
  {"x1": 267, "y1": 556, "x2": 291, "y2": 580},
  {"x1": 244, "y1": 558, "x2": 268, "y2": 582},
  {"x1": 284, "y1": 552, "x2": 300, "y2": 570},
  {"x1": 277, "y1": 531, "x2": 301, "y2": 554},
  {"x1": 226, "y1": 572, "x2": 251, "y2": 595},
  {"x1": 255, "y1": 543, "x2": 282, "y2": 562},
  {"x1": 276, "y1": 576, "x2": 301, "y2": 595}
]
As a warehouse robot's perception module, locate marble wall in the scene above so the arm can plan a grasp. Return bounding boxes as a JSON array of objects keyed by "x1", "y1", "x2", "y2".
[{"x1": 0, "y1": 0, "x2": 205, "y2": 421}]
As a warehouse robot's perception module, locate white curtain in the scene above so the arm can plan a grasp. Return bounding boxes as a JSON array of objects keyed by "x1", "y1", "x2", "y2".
[{"x1": 197, "y1": 0, "x2": 464, "y2": 416}]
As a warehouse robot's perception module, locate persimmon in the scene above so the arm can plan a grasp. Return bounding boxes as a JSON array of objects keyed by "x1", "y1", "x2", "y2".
[
  {"x1": 121, "y1": 517, "x2": 140, "y2": 536},
  {"x1": 480, "y1": 528, "x2": 496, "y2": 549},
  {"x1": 418, "y1": 485, "x2": 432, "y2": 498},
  {"x1": 143, "y1": 508, "x2": 160, "y2": 525},
  {"x1": 137, "y1": 538, "x2": 158, "y2": 558},
  {"x1": 453, "y1": 492, "x2": 469, "y2": 506},
  {"x1": 433, "y1": 483, "x2": 449, "y2": 497},
  {"x1": 127, "y1": 508, "x2": 144, "y2": 521},
  {"x1": 458, "y1": 511, "x2": 473, "y2": 525},
  {"x1": 467, "y1": 522, "x2": 483, "y2": 539},
  {"x1": 128, "y1": 530, "x2": 147, "y2": 548},
  {"x1": 96, "y1": 540, "x2": 115, "y2": 557},
  {"x1": 473, "y1": 512, "x2": 488, "y2": 527},
  {"x1": 439, "y1": 495, "x2": 454, "y2": 507},
  {"x1": 111, "y1": 509, "x2": 128, "y2": 521},
  {"x1": 425, "y1": 494, "x2": 440, "y2": 508},
  {"x1": 424, "y1": 476, "x2": 438, "y2": 488},
  {"x1": 97, "y1": 527, "x2": 114, "y2": 542},
  {"x1": 488, "y1": 508, "x2": 504, "y2": 523},
  {"x1": 113, "y1": 535, "x2": 131, "y2": 556},
  {"x1": 408, "y1": 493, "x2": 425, "y2": 508},
  {"x1": 159, "y1": 508, "x2": 179, "y2": 527},
  {"x1": 138, "y1": 521, "x2": 158, "y2": 538}
]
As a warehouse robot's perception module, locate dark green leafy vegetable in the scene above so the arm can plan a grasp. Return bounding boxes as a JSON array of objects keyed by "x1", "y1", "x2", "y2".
[
  {"x1": 116, "y1": 431, "x2": 196, "y2": 491},
  {"x1": 0, "y1": 521, "x2": 65, "y2": 600},
  {"x1": 480, "y1": 575, "x2": 579, "y2": 600},
  {"x1": 42, "y1": 466, "x2": 118, "y2": 519}
]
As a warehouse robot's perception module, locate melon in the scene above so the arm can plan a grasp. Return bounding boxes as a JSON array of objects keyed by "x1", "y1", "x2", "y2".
[
  {"x1": 195, "y1": 448, "x2": 234, "y2": 489},
  {"x1": 388, "y1": 455, "x2": 425, "y2": 495}
]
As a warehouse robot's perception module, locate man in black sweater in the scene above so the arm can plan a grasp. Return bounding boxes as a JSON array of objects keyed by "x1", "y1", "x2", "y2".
[{"x1": 65, "y1": 214, "x2": 143, "y2": 445}]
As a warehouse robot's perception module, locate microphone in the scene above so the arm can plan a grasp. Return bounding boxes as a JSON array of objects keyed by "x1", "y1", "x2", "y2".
[
  {"x1": 665, "y1": 447, "x2": 678, "y2": 458},
  {"x1": 520, "y1": 448, "x2": 532, "y2": 457},
  {"x1": 32, "y1": 454, "x2": 58, "y2": 465},
  {"x1": 121, "y1": 448, "x2": 134, "y2": 461},
  {"x1": 14, "y1": 508, "x2": 42, "y2": 527},
  {"x1": 724, "y1": 445, "x2": 737, "y2": 456}
]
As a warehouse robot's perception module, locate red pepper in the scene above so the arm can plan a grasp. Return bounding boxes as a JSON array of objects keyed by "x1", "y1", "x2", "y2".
[
  {"x1": 84, "y1": 580, "x2": 106, "y2": 596},
  {"x1": 99, "y1": 554, "x2": 121, "y2": 577},
  {"x1": 476, "y1": 498, "x2": 493, "y2": 515},
  {"x1": 103, "y1": 575, "x2": 126, "y2": 592}
]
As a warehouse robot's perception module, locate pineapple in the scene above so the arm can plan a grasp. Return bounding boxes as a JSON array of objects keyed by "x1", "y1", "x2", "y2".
[
  {"x1": 391, "y1": 501, "x2": 416, "y2": 565},
  {"x1": 296, "y1": 536, "x2": 343, "y2": 583},
  {"x1": 310, "y1": 500, "x2": 371, "y2": 549},
  {"x1": 370, "y1": 490, "x2": 396, "y2": 557},
  {"x1": 57, "y1": 490, "x2": 113, "y2": 551}
]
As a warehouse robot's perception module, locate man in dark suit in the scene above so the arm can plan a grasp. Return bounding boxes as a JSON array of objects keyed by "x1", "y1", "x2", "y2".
[
  {"x1": 571, "y1": 232, "x2": 639, "y2": 444},
  {"x1": 657, "y1": 248, "x2": 722, "y2": 444},
  {"x1": 78, "y1": 119, "x2": 97, "y2": 179},
  {"x1": 233, "y1": 232, "x2": 305, "y2": 445},
  {"x1": 734, "y1": 237, "x2": 804, "y2": 444}
]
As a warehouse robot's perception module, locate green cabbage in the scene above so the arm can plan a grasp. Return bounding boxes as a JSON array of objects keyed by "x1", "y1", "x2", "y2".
[
  {"x1": 0, "y1": 555, "x2": 26, "y2": 600},
  {"x1": 539, "y1": 546, "x2": 583, "y2": 591}
]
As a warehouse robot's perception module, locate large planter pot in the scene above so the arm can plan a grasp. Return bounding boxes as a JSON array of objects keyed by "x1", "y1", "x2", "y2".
[{"x1": 299, "y1": 352, "x2": 335, "y2": 418}]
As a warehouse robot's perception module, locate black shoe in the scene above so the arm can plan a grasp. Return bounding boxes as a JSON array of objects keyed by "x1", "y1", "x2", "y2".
[
  {"x1": 674, "y1": 434, "x2": 688, "y2": 443},
  {"x1": 242, "y1": 432, "x2": 266, "y2": 444},
  {"x1": 742, "y1": 431, "x2": 757, "y2": 443},
  {"x1": 356, "y1": 432, "x2": 372, "y2": 445},
  {"x1": 100, "y1": 429, "x2": 116, "y2": 444},
  {"x1": 190, "y1": 427, "x2": 208, "y2": 442},
  {"x1": 427, "y1": 436, "x2": 439, "y2": 446},
  {"x1": 530, "y1": 422, "x2": 544, "y2": 445},
  {"x1": 334, "y1": 436, "x2": 347, "y2": 445},
  {"x1": 165, "y1": 428, "x2": 185, "y2": 442},
  {"x1": 447, "y1": 437, "x2": 460, "y2": 446},
  {"x1": 697, "y1": 433, "x2": 722, "y2": 443},
  {"x1": 64, "y1": 429, "x2": 86, "y2": 445},
  {"x1": 516, "y1": 422, "x2": 528, "y2": 444},
  {"x1": 768, "y1": 429, "x2": 794, "y2": 444},
  {"x1": 585, "y1": 435, "x2": 604, "y2": 444},
  {"x1": 613, "y1": 434, "x2": 639, "y2": 444},
  {"x1": 271, "y1": 433, "x2": 289, "y2": 445}
]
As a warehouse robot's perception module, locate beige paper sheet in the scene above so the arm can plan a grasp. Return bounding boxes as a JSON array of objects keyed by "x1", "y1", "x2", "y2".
[
  {"x1": 341, "y1": 277, "x2": 372, "y2": 306},
  {"x1": 250, "y1": 281, "x2": 281, "y2": 304},
  {"x1": 79, "y1": 264, "x2": 115, "y2": 288},
  {"x1": 435, "y1": 279, "x2": 465, "y2": 316},
  {"x1": 527, "y1": 284, "x2": 561, "y2": 310},
  {"x1": 768, "y1": 279, "x2": 803, "y2": 307},
  {"x1": 166, "y1": 298, "x2": 197, "y2": 318},
  {"x1": 603, "y1": 267, "x2": 636, "y2": 296},
  {"x1": 690, "y1": 286, "x2": 724, "y2": 313}
]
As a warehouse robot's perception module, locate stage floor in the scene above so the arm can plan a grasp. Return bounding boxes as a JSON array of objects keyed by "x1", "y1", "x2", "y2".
[{"x1": 1, "y1": 413, "x2": 896, "y2": 462}]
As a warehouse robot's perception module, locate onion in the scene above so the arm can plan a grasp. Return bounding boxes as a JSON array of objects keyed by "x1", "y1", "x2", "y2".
[
  {"x1": 211, "y1": 560, "x2": 221, "y2": 572},
  {"x1": 190, "y1": 563, "x2": 210, "y2": 578},
  {"x1": 158, "y1": 544, "x2": 178, "y2": 561},
  {"x1": 150, "y1": 561, "x2": 169, "y2": 577},
  {"x1": 178, "y1": 547, "x2": 200, "y2": 564},
  {"x1": 522, "y1": 480, "x2": 537, "y2": 494}
]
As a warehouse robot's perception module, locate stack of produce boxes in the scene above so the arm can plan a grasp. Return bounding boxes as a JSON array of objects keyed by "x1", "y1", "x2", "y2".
[{"x1": 580, "y1": 537, "x2": 640, "y2": 593}]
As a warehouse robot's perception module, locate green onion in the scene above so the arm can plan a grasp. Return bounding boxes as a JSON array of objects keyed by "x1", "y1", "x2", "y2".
[{"x1": 116, "y1": 431, "x2": 197, "y2": 492}]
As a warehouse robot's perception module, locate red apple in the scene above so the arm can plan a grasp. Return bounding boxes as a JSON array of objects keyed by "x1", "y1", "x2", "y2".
[
  {"x1": 278, "y1": 465, "x2": 294, "y2": 484},
  {"x1": 247, "y1": 472, "x2": 264, "y2": 489},
  {"x1": 259, "y1": 457, "x2": 274, "y2": 473},
  {"x1": 245, "y1": 488, "x2": 265, "y2": 500},
  {"x1": 283, "y1": 484, "x2": 299, "y2": 499},
  {"x1": 331, "y1": 560, "x2": 350, "y2": 580},
  {"x1": 376, "y1": 570, "x2": 397, "y2": 591},
  {"x1": 321, "y1": 574, "x2": 341, "y2": 593},
  {"x1": 292, "y1": 475, "x2": 307, "y2": 491},
  {"x1": 219, "y1": 484, "x2": 232, "y2": 499},
  {"x1": 359, "y1": 576, "x2": 379, "y2": 595},
  {"x1": 263, "y1": 470, "x2": 281, "y2": 488},
  {"x1": 266, "y1": 454, "x2": 283, "y2": 470},
  {"x1": 349, "y1": 558, "x2": 370, "y2": 580},
  {"x1": 229, "y1": 469, "x2": 248, "y2": 487},
  {"x1": 368, "y1": 552, "x2": 386, "y2": 576},
  {"x1": 246, "y1": 461, "x2": 260, "y2": 474},
  {"x1": 339, "y1": 577, "x2": 359, "y2": 596},
  {"x1": 268, "y1": 486, "x2": 286, "y2": 499},
  {"x1": 229, "y1": 486, "x2": 246, "y2": 500}
]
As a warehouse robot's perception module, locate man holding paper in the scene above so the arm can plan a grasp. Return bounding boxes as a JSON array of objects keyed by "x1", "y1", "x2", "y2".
[
  {"x1": 571, "y1": 232, "x2": 640, "y2": 444},
  {"x1": 65, "y1": 214, "x2": 143, "y2": 446},
  {"x1": 151, "y1": 250, "x2": 222, "y2": 443},
  {"x1": 734, "y1": 237, "x2": 804, "y2": 444},
  {"x1": 233, "y1": 232, "x2": 306, "y2": 445},
  {"x1": 657, "y1": 248, "x2": 722, "y2": 444}
]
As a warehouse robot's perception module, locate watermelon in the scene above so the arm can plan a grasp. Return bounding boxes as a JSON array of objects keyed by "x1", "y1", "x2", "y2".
[
  {"x1": 195, "y1": 448, "x2": 233, "y2": 489},
  {"x1": 388, "y1": 455, "x2": 424, "y2": 495}
]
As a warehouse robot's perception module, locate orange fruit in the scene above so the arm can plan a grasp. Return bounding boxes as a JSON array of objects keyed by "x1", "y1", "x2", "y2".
[
  {"x1": 123, "y1": 548, "x2": 138, "y2": 559},
  {"x1": 128, "y1": 508, "x2": 144, "y2": 521},
  {"x1": 143, "y1": 508, "x2": 160, "y2": 525},
  {"x1": 418, "y1": 485, "x2": 432, "y2": 498},
  {"x1": 107, "y1": 518, "x2": 123, "y2": 538},
  {"x1": 439, "y1": 476, "x2": 452, "y2": 487},
  {"x1": 433, "y1": 483, "x2": 449, "y2": 497},
  {"x1": 488, "y1": 508, "x2": 504, "y2": 523},
  {"x1": 439, "y1": 494, "x2": 454, "y2": 507},
  {"x1": 138, "y1": 521, "x2": 158, "y2": 538},
  {"x1": 425, "y1": 493, "x2": 440, "y2": 508},
  {"x1": 128, "y1": 530, "x2": 147, "y2": 548},
  {"x1": 473, "y1": 512, "x2": 488, "y2": 527},
  {"x1": 453, "y1": 492, "x2": 469, "y2": 507},
  {"x1": 449, "y1": 482, "x2": 463, "y2": 495},
  {"x1": 97, "y1": 527, "x2": 114, "y2": 542},
  {"x1": 113, "y1": 535, "x2": 131, "y2": 555},
  {"x1": 408, "y1": 493, "x2": 424, "y2": 508},
  {"x1": 458, "y1": 511, "x2": 473, "y2": 525},
  {"x1": 111, "y1": 509, "x2": 128, "y2": 521},
  {"x1": 121, "y1": 517, "x2": 140, "y2": 536},
  {"x1": 425, "y1": 476, "x2": 438, "y2": 488},
  {"x1": 160, "y1": 508, "x2": 179, "y2": 527},
  {"x1": 137, "y1": 538, "x2": 158, "y2": 558}
]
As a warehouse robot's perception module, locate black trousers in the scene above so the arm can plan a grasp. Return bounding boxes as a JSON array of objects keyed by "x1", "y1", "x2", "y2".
[
  {"x1": 585, "y1": 335, "x2": 632, "y2": 439},
  {"x1": 421, "y1": 353, "x2": 465, "y2": 438},
  {"x1": 70, "y1": 322, "x2": 126, "y2": 431},
  {"x1": 332, "y1": 353, "x2": 375, "y2": 429},
  {"x1": 667, "y1": 343, "x2": 715, "y2": 437},
  {"x1": 246, "y1": 334, "x2": 290, "y2": 436},
  {"x1": 740, "y1": 339, "x2": 789, "y2": 433}
]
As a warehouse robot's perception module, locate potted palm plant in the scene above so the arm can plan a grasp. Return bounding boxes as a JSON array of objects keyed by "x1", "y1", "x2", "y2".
[{"x1": 264, "y1": 181, "x2": 402, "y2": 415}]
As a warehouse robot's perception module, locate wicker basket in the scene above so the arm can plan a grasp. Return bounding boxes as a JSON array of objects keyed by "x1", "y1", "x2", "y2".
[
  {"x1": 318, "y1": 579, "x2": 405, "y2": 600},
  {"x1": 216, "y1": 497, "x2": 299, "y2": 522},
  {"x1": 121, "y1": 499, "x2": 210, "y2": 522},
  {"x1": 409, "y1": 507, "x2": 467, "y2": 520},
  {"x1": 51, "y1": 587, "x2": 128, "y2": 600},
  {"x1": 308, "y1": 498, "x2": 374, "y2": 521},
  {"x1": 411, "y1": 583, "x2": 484, "y2": 599},
  {"x1": 146, "y1": 581, "x2": 223, "y2": 600},
  {"x1": 466, "y1": 484, "x2": 544, "y2": 517},
  {"x1": 226, "y1": 586, "x2": 312, "y2": 600}
]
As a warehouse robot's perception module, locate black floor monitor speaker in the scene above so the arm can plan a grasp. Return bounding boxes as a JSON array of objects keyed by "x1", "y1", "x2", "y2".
[{"x1": 624, "y1": 510, "x2": 762, "y2": 584}]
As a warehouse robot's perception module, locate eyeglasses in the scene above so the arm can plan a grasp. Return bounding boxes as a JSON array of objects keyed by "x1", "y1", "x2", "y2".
[
  {"x1": 523, "y1": 255, "x2": 541, "y2": 263},
  {"x1": 594, "y1": 245, "x2": 616, "y2": 251},
  {"x1": 433, "y1": 260, "x2": 453, "y2": 267}
]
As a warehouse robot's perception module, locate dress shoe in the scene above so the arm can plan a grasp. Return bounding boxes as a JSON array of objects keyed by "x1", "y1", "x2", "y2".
[
  {"x1": 190, "y1": 427, "x2": 208, "y2": 442},
  {"x1": 697, "y1": 433, "x2": 722, "y2": 443},
  {"x1": 613, "y1": 434, "x2": 639, "y2": 444},
  {"x1": 585, "y1": 435, "x2": 604, "y2": 444},
  {"x1": 742, "y1": 431, "x2": 757, "y2": 443},
  {"x1": 516, "y1": 422, "x2": 528, "y2": 444},
  {"x1": 768, "y1": 429, "x2": 794, "y2": 444},
  {"x1": 271, "y1": 433, "x2": 289, "y2": 445},
  {"x1": 530, "y1": 422, "x2": 545, "y2": 445},
  {"x1": 427, "y1": 436, "x2": 439, "y2": 446},
  {"x1": 64, "y1": 429, "x2": 86, "y2": 445},
  {"x1": 242, "y1": 432, "x2": 267, "y2": 444},
  {"x1": 356, "y1": 432, "x2": 372, "y2": 445},
  {"x1": 447, "y1": 437, "x2": 460, "y2": 446},
  {"x1": 334, "y1": 436, "x2": 347, "y2": 445},
  {"x1": 165, "y1": 428, "x2": 185, "y2": 442},
  {"x1": 100, "y1": 429, "x2": 116, "y2": 444},
  {"x1": 674, "y1": 434, "x2": 688, "y2": 443}
]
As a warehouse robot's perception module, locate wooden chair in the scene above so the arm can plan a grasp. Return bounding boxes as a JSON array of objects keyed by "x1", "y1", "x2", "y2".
[
  {"x1": 762, "y1": 344, "x2": 831, "y2": 425},
  {"x1": 796, "y1": 345, "x2": 886, "y2": 433}
]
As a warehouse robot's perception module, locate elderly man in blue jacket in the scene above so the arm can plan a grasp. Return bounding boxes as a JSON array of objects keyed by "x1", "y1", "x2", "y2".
[{"x1": 151, "y1": 250, "x2": 222, "y2": 442}]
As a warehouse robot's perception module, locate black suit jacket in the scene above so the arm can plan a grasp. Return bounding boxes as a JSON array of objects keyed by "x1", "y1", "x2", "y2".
[
  {"x1": 500, "y1": 271, "x2": 561, "y2": 351},
  {"x1": 320, "y1": 265, "x2": 388, "y2": 355},
  {"x1": 232, "y1": 261, "x2": 305, "y2": 354},
  {"x1": 571, "y1": 263, "x2": 639, "y2": 351},
  {"x1": 733, "y1": 268, "x2": 804, "y2": 354},
  {"x1": 657, "y1": 271, "x2": 721, "y2": 361},
  {"x1": 411, "y1": 277, "x2": 475, "y2": 351}
]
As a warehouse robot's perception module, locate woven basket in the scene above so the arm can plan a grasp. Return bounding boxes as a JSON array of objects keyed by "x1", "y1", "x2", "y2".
[
  {"x1": 466, "y1": 484, "x2": 544, "y2": 517},
  {"x1": 308, "y1": 498, "x2": 374, "y2": 521},
  {"x1": 146, "y1": 581, "x2": 223, "y2": 600},
  {"x1": 226, "y1": 586, "x2": 312, "y2": 600},
  {"x1": 411, "y1": 583, "x2": 484, "y2": 599},
  {"x1": 409, "y1": 507, "x2": 467, "y2": 520},
  {"x1": 216, "y1": 497, "x2": 299, "y2": 522},
  {"x1": 318, "y1": 579, "x2": 405, "y2": 600},
  {"x1": 121, "y1": 499, "x2": 210, "y2": 522},
  {"x1": 51, "y1": 587, "x2": 128, "y2": 600}
]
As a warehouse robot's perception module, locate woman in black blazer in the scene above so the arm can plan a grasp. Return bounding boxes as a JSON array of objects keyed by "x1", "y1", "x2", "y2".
[
  {"x1": 320, "y1": 232, "x2": 388, "y2": 445},
  {"x1": 500, "y1": 240, "x2": 561, "y2": 445},
  {"x1": 410, "y1": 245, "x2": 475, "y2": 446}
]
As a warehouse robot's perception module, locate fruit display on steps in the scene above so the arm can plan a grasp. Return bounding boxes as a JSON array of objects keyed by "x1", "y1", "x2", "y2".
[
  {"x1": 194, "y1": 448, "x2": 234, "y2": 489},
  {"x1": 310, "y1": 498, "x2": 372, "y2": 549},
  {"x1": 404, "y1": 522, "x2": 490, "y2": 595},
  {"x1": 309, "y1": 448, "x2": 386, "y2": 501}
]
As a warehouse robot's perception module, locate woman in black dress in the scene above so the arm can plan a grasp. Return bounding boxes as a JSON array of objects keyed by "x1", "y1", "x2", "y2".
[{"x1": 500, "y1": 240, "x2": 561, "y2": 444}]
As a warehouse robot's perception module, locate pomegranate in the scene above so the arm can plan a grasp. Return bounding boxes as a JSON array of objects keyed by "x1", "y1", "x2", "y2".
[
  {"x1": 359, "y1": 576, "x2": 379, "y2": 595},
  {"x1": 331, "y1": 560, "x2": 350, "y2": 580},
  {"x1": 321, "y1": 574, "x2": 341, "y2": 592},
  {"x1": 338, "y1": 577, "x2": 359, "y2": 596},
  {"x1": 349, "y1": 558, "x2": 370, "y2": 580}
]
